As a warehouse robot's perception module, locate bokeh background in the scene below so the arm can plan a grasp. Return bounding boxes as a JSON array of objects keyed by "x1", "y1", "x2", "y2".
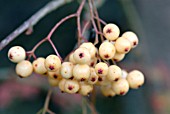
[{"x1": 0, "y1": 0, "x2": 169, "y2": 114}]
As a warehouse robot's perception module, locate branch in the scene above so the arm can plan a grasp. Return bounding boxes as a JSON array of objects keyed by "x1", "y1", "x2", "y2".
[{"x1": 0, "y1": 0, "x2": 73, "y2": 51}]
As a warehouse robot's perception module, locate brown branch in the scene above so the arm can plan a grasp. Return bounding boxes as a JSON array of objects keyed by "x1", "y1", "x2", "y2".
[{"x1": 0, "y1": 0, "x2": 73, "y2": 51}]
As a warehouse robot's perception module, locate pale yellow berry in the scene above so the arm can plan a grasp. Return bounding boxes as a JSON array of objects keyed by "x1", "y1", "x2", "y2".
[
  {"x1": 33, "y1": 57, "x2": 47, "y2": 75},
  {"x1": 101, "y1": 84, "x2": 116, "y2": 97},
  {"x1": 79, "y1": 82, "x2": 93, "y2": 96},
  {"x1": 48, "y1": 76, "x2": 60, "y2": 87},
  {"x1": 64, "y1": 80, "x2": 80, "y2": 94},
  {"x1": 87, "y1": 68, "x2": 99, "y2": 85},
  {"x1": 61, "y1": 62, "x2": 74, "y2": 79},
  {"x1": 112, "y1": 78, "x2": 129, "y2": 95},
  {"x1": 15, "y1": 60, "x2": 33, "y2": 78},
  {"x1": 8, "y1": 46, "x2": 26, "y2": 63},
  {"x1": 69, "y1": 52, "x2": 76, "y2": 64},
  {"x1": 73, "y1": 64, "x2": 90, "y2": 81},
  {"x1": 122, "y1": 31, "x2": 139, "y2": 48},
  {"x1": 115, "y1": 37, "x2": 131, "y2": 54},
  {"x1": 73, "y1": 47, "x2": 91, "y2": 64},
  {"x1": 103, "y1": 23, "x2": 120, "y2": 41},
  {"x1": 99, "y1": 41, "x2": 116, "y2": 60},
  {"x1": 95, "y1": 62, "x2": 108, "y2": 77},
  {"x1": 45, "y1": 55, "x2": 61, "y2": 72},
  {"x1": 126, "y1": 70, "x2": 144, "y2": 89},
  {"x1": 112, "y1": 52, "x2": 125, "y2": 62},
  {"x1": 47, "y1": 69, "x2": 62, "y2": 80},
  {"x1": 59, "y1": 78, "x2": 67, "y2": 92},
  {"x1": 96, "y1": 76, "x2": 110, "y2": 86},
  {"x1": 80, "y1": 42, "x2": 96, "y2": 58},
  {"x1": 107, "y1": 65, "x2": 122, "y2": 81}
]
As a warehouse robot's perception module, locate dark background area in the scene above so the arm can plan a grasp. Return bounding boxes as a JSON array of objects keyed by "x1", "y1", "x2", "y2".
[{"x1": 0, "y1": 0, "x2": 170, "y2": 114}]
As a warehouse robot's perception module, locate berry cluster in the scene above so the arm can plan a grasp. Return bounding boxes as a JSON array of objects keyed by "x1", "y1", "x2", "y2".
[{"x1": 8, "y1": 23, "x2": 144, "y2": 97}]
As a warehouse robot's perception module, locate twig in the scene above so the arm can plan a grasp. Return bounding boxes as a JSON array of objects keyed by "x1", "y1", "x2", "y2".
[
  {"x1": 0, "y1": 0, "x2": 73, "y2": 51},
  {"x1": 42, "y1": 88, "x2": 53, "y2": 114}
]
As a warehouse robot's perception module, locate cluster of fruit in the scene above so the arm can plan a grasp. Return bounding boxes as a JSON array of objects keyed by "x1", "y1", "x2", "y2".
[{"x1": 8, "y1": 23, "x2": 144, "y2": 97}]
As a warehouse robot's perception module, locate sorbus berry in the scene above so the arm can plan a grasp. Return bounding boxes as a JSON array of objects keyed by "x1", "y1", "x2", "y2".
[
  {"x1": 58, "y1": 78, "x2": 67, "y2": 92},
  {"x1": 15, "y1": 60, "x2": 33, "y2": 78},
  {"x1": 107, "y1": 65, "x2": 122, "y2": 82},
  {"x1": 33, "y1": 57, "x2": 47, "y2": 75},
  {"x1": 101, "y1": 84, "x2": 116, "y2": 97},
  {"x1": 95, "y1": 62, "x2": 108, "y2": 77},
  {"x1": 79, "y1": 82, "x2": 93, "y2": 96},
  {"x1": 8, "y1": 46, "x2": 26, "y2": 63},
  {"x1": 103, "y1": 23, "x2": 120, "y2": 41},
  {"x1": 87, "y1": 68, "x2": 99, "y2": 85},
  {"x1": 48, "y1": 76, "x2": 60, "y2": 87},
  {"x1": 69, "y1": 52, "x2": 76, "y2": 64},
  {"x1": 64, "y1": 80, "x2": 80, "y2": 94},
  {"x1": 61, "y1": 62, "x2": 74, "y2": 79},
  {"x1": 126, "y1": 70, "x2": 144, "y2": 89},
  {"x1": 45, "y1": 55, "x2": 61, "y2": 72},
  {"x1": 112, "y1": 52, "x2": 125, "y2": 62}
]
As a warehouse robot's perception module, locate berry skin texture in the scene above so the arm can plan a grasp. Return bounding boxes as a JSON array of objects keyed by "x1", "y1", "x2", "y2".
[
  {"x1": 33, "y1": 57, "x2": 47, "y2": 75},
  {"x1": 80, "y1": 42, "x2": 97, "y2": 59},
  {"x1": 115, "y1": 37, "x2": 131, "y2": 54},
  {"x1": 112, "y1": 78, "x2": 129, "y2": 95},
  {"x1": 88, "y1": 68, "x2": 99, "y2": 85},
  {"x1": 112, "y1": 52, "x2": 125, "y2": 62},
  {"x1": 59, "y1": 78, "x2": 67, "y2": 92},
  {"x1": 103, "y1": 23, "x2": 120, "y2": 41},
  {"x1": 16, "y1": 60, "x2": 33, "y2": 78},
  {"x1": 96, "y1": 76, "x2": 110, "y2": 86},
  {"x1": 61, "y1": 62, "x2": 74, "y2": 79},
  {"x1": 107, "y1": 65, "x2": 122, "y2": 82},
  {"x1": 8, "y1": 46, "x2": 26, "y2": 63},
  {"x1": 101, "y1": 85, "x2": 116, "y2": 97},
  {"x1": 122, "y1": 31, "x2": 139, "y2": 48},
  {"x1": 45, "y1": 55, "x2": 61, "y2": 72},
  {"x1": 126, "y1": 70, "x2": 144, "y2": 89},
  {"x1": 79, "y1": 82, "x2": 93, "y2": 96},
  {"x1": 73, "y1": 47, "x2": 91, "y2": 64},
  {"x1": 64, "y1": 80, "x2": 80, "y2": 94},
  {"x1": 73, "y1": 64, "x2": 90, "y2": 81},
  {"x1": 95, "y1": 62, "x2": 108, "y2": 77},
  {"x1": 69, "y1": 53, "x2": 77, "y2": 64},
  {"x1": 48, "y1": 76, "x2": 60, "y2": 87},
  {"x1": 99, "y1": 41, "x2": 116, "y2": 60}
]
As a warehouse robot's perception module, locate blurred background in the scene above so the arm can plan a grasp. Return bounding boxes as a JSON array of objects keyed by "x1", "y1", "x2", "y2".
[{"x1": 0, "y1": 0, "x2": 169, "y2": 114}]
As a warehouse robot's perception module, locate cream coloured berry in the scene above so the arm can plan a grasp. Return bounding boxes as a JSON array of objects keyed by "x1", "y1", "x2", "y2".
[
  {"x1": 87, "y1": 68, "x2": 99, "y2": 85},
  {"x1": 59, "y1": 78, "x2": 67, "y2": 92},
  {"x1": 101, "y1": 84, "x2": 116, "y2": 97},
  {"x1": 112, "y1": 78, "x2": 129, "y2": 95},
  {"x1": 69, "y1": 52, "x2": 76, "y2": 64},
  {"x1": 121, "y1": 70, "x2": 128, "y2": 79},
  {"x1": 87, "y1": 57, "x2": 97, "y2": 67},
  {"x1": 126, "y1": 70, "x2": 144, "y2": 89},
  {"x1": 73, "y1": 47, "x2": 91, "y2": 64},
  {"x1": 107, "y1": 65, "x2": 122, "y2": 81},
  {"x1": 48, "y1": 76, "x2": 60, "y2": 87},
  {"x1": 45, "y1": 55, "x2": 61, "y2": 72},
  {"x1": 79, "y1": 82, "x2": 93, "y2": 96},
  {"x1": 103, "y1": 23, "x2": 120, "y2": 41},
  {"x1": 47, "y1": 69, "x2": 62, "y2": 80},
  {"x1": 80, "y1": 42, "x2": 97, "y2": 59},
  {"x1": 95, "y1": 62, "x2": 108, "y2": 77},
  {"x1": 64, "y1": 80, "x2": 80, "y2": 94},
  {"x1": 61, "y1": 62, "x2": 74, "y2": 79},
  {"x1": 96, "y1": 76, "x2": 110, "y2": 86},
  {"x1": 115, "y1": 37, "x2": 131, "y2": 54},
  {"x1": 33, "y1": 57, "x2": 47, "y2": 75},
  {"x1": 16, "y1": 60, "x2": 33, "y2": 78},
  {"x1": 122, "y1": 31, "x2": 139, "y2": 48},
  {"x1": 112, "y1": 52, "x2": 125, "y2": 62},
  {"x1": 8, "y1": 46, "x2": 26, "y2": 63},
  {"x1": 73, "y1": 64, "x2": 90, "y2": 81},
  {"x1": 99, "y1": 41, "x2": 116, "y2": 60}
]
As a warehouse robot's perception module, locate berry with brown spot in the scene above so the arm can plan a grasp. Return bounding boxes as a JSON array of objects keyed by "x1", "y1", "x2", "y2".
[
  {"x1": 79, "y1": 82, "x2": 93, "y2": 96},
  {"x1": 88, "y1": 68, "x2": 99, "y2": 85},
  {"x1": 45, "y1": 55, "x2": 61, "y2": 72},
  {"x1": 115, "y1": 37, "x2": 131, "y2": 54},
  {"x1": 112, "y1": 78, "x2": 129, "y2": 96},
  {"x1": 64, "y1": 80, "x2": 80, "y2": 94},
  {"x1": 33, "y1": 57, "x2": 47, "y2": 75},
  {"x1": 103, "y1": 23, "x2": 120, "y2": 41},
  {"x1": 107, "y1": 65, "x2": 122, "y2": 82},
  {"x1": 95, "y1": 62, "x2": 108, "y2": 77},
  {"x1": 99, "y1": 41, "x2": 116, "y2": 60},
  {"x1": 61, "y1": 62, "x2": 74, "y2": 79},
  {"x1": 15, "y1": 60, "x2": 33, "y2": 78},
  {"x1": 8, "y1": 46, "x2": 26, "y2": 63},
  {"x1": 112, "y1": 52, "x2": 125, "y2": 62}
]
